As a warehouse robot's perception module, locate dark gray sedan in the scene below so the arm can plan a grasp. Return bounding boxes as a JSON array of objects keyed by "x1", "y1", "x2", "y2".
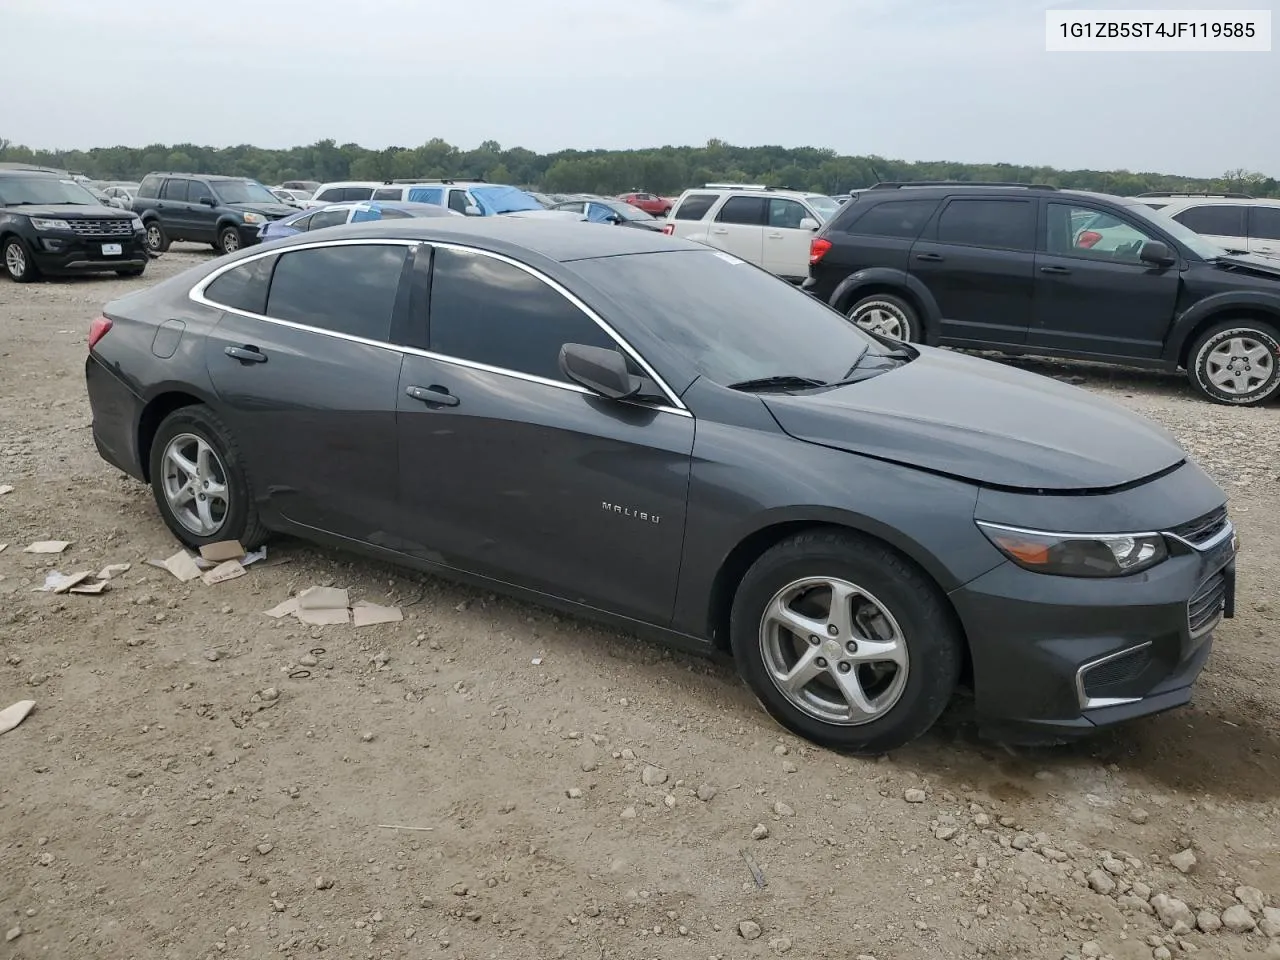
[{"x1": 85, "y1": 218, "x2": 1237, "y2": 752}]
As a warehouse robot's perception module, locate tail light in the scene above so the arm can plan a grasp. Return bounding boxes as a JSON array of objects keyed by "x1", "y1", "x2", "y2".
[
  {"x1": 662, "y1": 223, "x2": 674, "y2": 236},
  {"x1": 88, "y1": 314, "x2": 112, "y2": 350},
  {"x1": 809, "y1": 237, "x2": 832, "y2": 265},
  {"x1": 1076, "y1": 230, "x2": 1103, "y2": 249}
]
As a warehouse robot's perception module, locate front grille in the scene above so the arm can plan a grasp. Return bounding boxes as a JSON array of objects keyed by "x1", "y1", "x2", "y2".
[
  {"x1": 1081, "y1": 645, "x2": 1153, "y2": 699},
  {"x1": 1170, "y1": 506, "x2": 1229, "y2": 547},
  {"x1": 1188, "y1": 572, "x2": 1227, "y2": 638},
  {"x1": 68, "y1": 218, "x2": 134, "y2": 238}
]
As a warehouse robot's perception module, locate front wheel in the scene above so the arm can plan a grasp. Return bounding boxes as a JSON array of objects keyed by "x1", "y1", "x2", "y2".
[
  {"x1": 148, "y1": 405, "x2": 268, "y2": 549},
  {"x1": 730, "y1": 530, "x2": 962, "y2": 753},
  {"x1": 846, "y1": 293, "x2": 918, "y2": 342},
  {"x1": 3, "y1": 236, "x2": 39, "y2": 282},
  {"x1": 1187, "y1": 320, "x2": 1280, "y2": 406},
  {"x1": 218, "y1": 227, "x2": 242, "y2": 255}
]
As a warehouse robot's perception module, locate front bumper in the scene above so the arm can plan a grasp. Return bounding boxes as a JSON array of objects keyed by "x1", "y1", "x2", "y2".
[
  {"x1": 951, "y1": 514, "x2": 1236, "y2": 744},
  {"x1": 86, "y1": 354, "x2": 147, "y2": 482},
  {"x1": 31, "y1": 231, "x2": 148, "y2": 274}
]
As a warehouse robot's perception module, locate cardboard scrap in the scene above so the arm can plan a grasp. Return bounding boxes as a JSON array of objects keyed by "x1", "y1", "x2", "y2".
[
  {"x1": 352, "y1": 601, "x2": 403, "y2": 627},
  {"x1": 202, "y1": 559, "x2": 246, "y2": 586},
  {"x1": 297, "y1": 586, "x2": 349, "y2": 610},
  {"x1": 0, "y1": 700, "x2": 36, "y2": 736},
  {"x1": 24, "y1": 541, "x2": 71, "y2": 554},
  {"x1": 96, "y1": 563, "x2": 132, "y2": 580},
  {"x1": 52, "y1": 571, "x2": 92, "y2": 594},
  {"x1": 34, "y1": 570, "x2": 90, "y2": 593},
  {"x1": 0, "y1": 544, "x2": 8, "y2": 554},
  {"x1": 70, "y1": 580, "x2": 109, "y2": 595},
  {"x1": 0, "y1": 484, "x2": 13, "y2": 495},
  {"x1": 264, "y1": 597, "x2": 300, "y2": 619},
  {"x1": 200, "y1": 540, "x2": 245, "y2": 563},
  {"x1": 298, "y1": 606, "x2": 351, "y2": 626},
  {"x1": 161, "y1": 550, "x2": 203, "y2": 582}
]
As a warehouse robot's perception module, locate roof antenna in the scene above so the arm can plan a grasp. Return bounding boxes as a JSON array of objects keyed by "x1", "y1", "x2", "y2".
[{"x1": 869, "y1": 162, "x2": 886, "y2": 187}]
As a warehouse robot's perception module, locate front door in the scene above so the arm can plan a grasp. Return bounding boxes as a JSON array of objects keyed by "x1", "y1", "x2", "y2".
[
  {"x1": 395, "y1": 244, "x2": 694, "y2": 625},
  {"x1": 762, "y1": 196, "x2": 818, "y2": 281},
  {"x1": 201, "y1": 241, "x2": 413, "y2": 544},
  {"x1": 187, "y1": 180, "x2": 221, "y2": 242},
  {"x1": 908, "y1": 197, "x2": 1037, "y2": 346},
  {"x1": 705, "y1": 195, "x2": 765, "y2": 266},
  {"x1": 1029, "y1": 201, "x2": 1180, "y2": 360}
]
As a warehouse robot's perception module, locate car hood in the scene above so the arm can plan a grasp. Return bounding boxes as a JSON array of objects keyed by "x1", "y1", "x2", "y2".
[
  {"x1": 226, "y1": 202, "x2": 298, "y2": 217},
  {"x1": 4, "y1": 203, "x2": 132, "y2": 219},
  {"x1": 761, "y1": 347, "x2": 1185, "y2": 490},
  {"x1": 1213, "y1": 253, "x2": 1280, "y2": 279}
]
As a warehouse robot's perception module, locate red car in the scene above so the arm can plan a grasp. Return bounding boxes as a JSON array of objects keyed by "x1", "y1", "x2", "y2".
[{"x1": 617, "y1": 191, "x2": 673, "y2": 217}]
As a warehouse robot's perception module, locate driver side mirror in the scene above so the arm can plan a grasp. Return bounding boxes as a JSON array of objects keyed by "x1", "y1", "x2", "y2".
[
  {"x1": 198, "y1": 196, "x2": 217, "y2": 207},
  {"x1": 559, "y1": 343, "x2": 640, "y2": 400},
  {"x1": 799, "y1": 217, "x2": 819, "y2": 230},
  {"x1": 1138, "y1": 240, "x2": 1175, "y2": 267},
  {"x1": 464, "y1": 204, "x2": 482, "y2": 217}
]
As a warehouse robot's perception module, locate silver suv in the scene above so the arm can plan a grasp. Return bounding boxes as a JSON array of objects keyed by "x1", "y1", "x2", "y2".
[{"x1": 1133, "y1": 192, "x2": 1280, "y2": 259}]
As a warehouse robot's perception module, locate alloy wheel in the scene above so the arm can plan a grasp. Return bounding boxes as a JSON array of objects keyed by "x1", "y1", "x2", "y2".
[
  {"x1": 850, "y1": 301, "x2": 911, "y2": 341},
  {"x1": 5, "y1": 242, "x2": 27, "y2": 279},
  {"x1": 161, "y1": 433, "x2": 230, "y2": 537},
  {"x1": 222, "y1": 231, "x2": 240, "y2": 254},
  {"x1": 146, "y1": 225, "x2": 163, "y2": 250},
  {"x1": 758, "y1": 576, "x2": 910, "y2": 725},
  {"x1": 1203, "y1": 335, "x2": 1275, "y2": 397}
]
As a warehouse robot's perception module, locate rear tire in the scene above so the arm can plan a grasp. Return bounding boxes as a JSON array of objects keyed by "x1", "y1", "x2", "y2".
[
  {"x1": 1187, "y1": 319, "x2": 1280, "y2": 406},
  {"x1": 846, "y1": 293, "x2": 918, "y2": 343},
  {"x1": 3, "y1": 236, "x2": 39, "y2": 282},
  {"x1": 218, "y1": 227, "x2": 241, "y2": 255},
  {"x1": 729, "y1": 530, "x2": 962, "y2": 753},
  {"x1": 145, "y1": 221, "x2": 170, "y2": 253},
  {"x1": 148, "y1": 405, "x2": 269, "y2": 550}
]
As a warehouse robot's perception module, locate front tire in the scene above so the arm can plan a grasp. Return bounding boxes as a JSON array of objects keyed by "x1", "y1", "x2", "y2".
[
  {"x1": 846, "y1": 293, "x2": 918, "y2": 342},
  {"x1": 730, "y1": 530, "x2": 962, "y2": 753},
  {"x1": 1187, "y1": 320, "x2": 1280, "y2": 406},
  {"x1": 218, "y1": 227, "x2": 241, "y2": 255},
  {"x1": 148, "y1": 405, "x2": 268, "y2": 550},
  {"x1": 3, "y1": 236, "x2": 39, "y2": 282},
  {"x1": 145, "y1": 221, "x2": 170, "y2": 253}
]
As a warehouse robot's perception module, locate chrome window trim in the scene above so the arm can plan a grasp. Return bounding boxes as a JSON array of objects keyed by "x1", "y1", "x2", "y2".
[
  {"x1": 187, "y1": 236, "x2": 692, "y2": 418},
  {"x1": 1074, "y1": 641, "x2": 1152, "y2": 710}
]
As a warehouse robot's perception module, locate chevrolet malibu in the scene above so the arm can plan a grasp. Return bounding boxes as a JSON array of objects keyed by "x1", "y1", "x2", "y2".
[{"x1": 84, "y1": 219, "x2": 1238, "y2": 752}]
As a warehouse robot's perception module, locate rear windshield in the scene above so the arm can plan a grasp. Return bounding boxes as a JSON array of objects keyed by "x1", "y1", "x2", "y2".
[{"x1": 0, "y1": 176, "x2": 99, "y2": 206}]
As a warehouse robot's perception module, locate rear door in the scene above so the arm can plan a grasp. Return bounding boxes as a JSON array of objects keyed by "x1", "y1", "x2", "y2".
[
  {"x1": 1169, "y1": 204, "x2": 1248, "y2": 251},
  {"x1": 762, "y1": 196, "x2": 818, "y2": 281},
  {"x1": 1247, "y1": 206, "x2": 1280, "y2": 259},
  {"x1": 908, "y1": 196, "x2": 1037, "y2": 346},
  {"x1": 200, "y1": 240, "x2": 414, "y2": 544},
  {"x1": 707, "y1": 195, "x2": 766, "y2": 265},
  {"x1": 1029, "y1": 200, "x2": 1179, "y2": 359},
  {"x1": 667, "y1": 192, "x2": 718, "y2": 240}
]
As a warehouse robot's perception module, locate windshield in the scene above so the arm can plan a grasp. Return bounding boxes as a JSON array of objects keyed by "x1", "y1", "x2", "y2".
[
  {"x1": 213, "y1": 180, "x2": 280, "y2": 205},
  {"x1": 805, "y1": 196, "x2": 841, "y2": 220},
  {"x1": 469, "y1": 185, "x2": 543, "y2": 215},
  {"x1": 1124, "y1": 202, "x2": 1228, "y2": 260},
  {"x1": 0, "y1": 176, "x2": 99, "y2": 206},
  {"x1": 572, "y1": 249, "x2": 890, "y2": 386}
]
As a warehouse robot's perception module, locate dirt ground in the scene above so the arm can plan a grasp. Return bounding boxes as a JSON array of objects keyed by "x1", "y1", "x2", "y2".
[{"x1": 2, "y1": 248, "x2": 1279, "y2": 960}]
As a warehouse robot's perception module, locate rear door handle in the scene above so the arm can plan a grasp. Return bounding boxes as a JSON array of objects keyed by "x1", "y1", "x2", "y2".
[
  {"x1": 1040, "y1": 265, "x2": 1072, "y2": 275},
  {"x1": 224, "y1": 345, "x2": 267, "y2": 363},
  {"x1": 711, "y1": 228, "x2": 729, "y2": 235},
  {"x1": 915, "y1": 252, "x2": 944, "y2": 262},
  {"x1": 406, "y1": 384, "x2": 459, "y2": 407}
]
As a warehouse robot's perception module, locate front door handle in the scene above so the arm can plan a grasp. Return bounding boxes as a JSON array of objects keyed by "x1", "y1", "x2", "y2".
[
  {"x1": 225, "y1": 345, "x2": 267, "y2": 363},
  {"x1": 711, "y1": 228, "x2": 729, "y2": 235},
  {"x1": 406, "y1": 384, "x2": 459, "y2": 407},
  {"x1": 915, "y1": 252, "x2": 944, "y2": 262},
  {"x1": 1040, "y1": 265, "x2": 1072, "y2": 275},
  {"x1": 767, "y1": 232, "x2": 784, "y2": 239}
]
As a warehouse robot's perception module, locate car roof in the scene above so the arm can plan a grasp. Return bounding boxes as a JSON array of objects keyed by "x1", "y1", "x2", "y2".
[
  {"x1": 145, "y1": 172, "x2": 253, "y2": 181},
  {"x1": 1144, "y1": 196, "x2": 1280, "y2": 207},
  {"x1": 267, "y1": 215, "x2": 699, "y2": 262}
]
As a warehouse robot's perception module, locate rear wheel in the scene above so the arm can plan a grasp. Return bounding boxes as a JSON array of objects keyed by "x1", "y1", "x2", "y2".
[
  {"x1": 148, "y1": 405, "x2": 268, "y2": 549},
  {"x1": 145, "y1": 221, "x2": 169, "y2": 253},
  {"x1": 730, "y1": 530, "x2": 962, "y2": 753},
  {"x1": 1188, "y1": 319, "x2": 1280, "y2": 406},
  {"x1": 218, "y1": 227, "x2": 241, "y2": 255},
  {"x1": 3, "y1": 236, "x2": 39, "y2": 282},
  {"x1": 846, "y1": 293, "x2": 918, "y2": 343}
]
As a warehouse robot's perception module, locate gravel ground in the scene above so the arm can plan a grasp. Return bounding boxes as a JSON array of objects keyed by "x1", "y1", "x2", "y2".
[{"x1": 2, "y1": 248, "x2": 1279, "y2": 960}]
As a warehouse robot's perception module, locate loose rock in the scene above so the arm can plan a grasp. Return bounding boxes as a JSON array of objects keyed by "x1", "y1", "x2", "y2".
[
  {"x1": 1087, "y1": 869, "x2": 1116, "y2": 896},
  {"x1": 314, "y1": 876, "x2": 335, "y2": 890},
  {"x1": 1222, "y1": 904, "x2": 1257, "y2": 933},
  {"x1": 641, "y1": 765, "x2": 668, "y2": 786},
  {"x1": 1128, "y1": 807, "x2": 1150, "y2": 824},
  {"x1": 739, "y1": 920, "x2": 762, "y2": 940},
  {"x1": 904, "y1": 788, "x2": 926, "y2": 803},
  {"x1": 1237, "y1": 885, "x2": 1266, "y2": 914},
  {"x1": 770, "y1": 935, "x2": 793, "y2": 954},
  {"x1": 751, "y1": 824, "x2": 770, "y2": 840},
  {"x1": 5, "y1": 926, "x2": 20, "y2": 943},
  {"x1": 1259, "y1": 906, "x2": 1280, "y2": 937},
  {"x1": 1151, "y1": 894, "x2": 1195, "y2": 932},
  {"x1": 772, "y1": 800, "x2": 794, "y2": 817},
  {"x1": 1197, "y1": 909, "x2": 1223, "y2": 934},
  {"x1": 1169, "y1": 848, "x2": 1197, "y2": 874},
  {"x1": 697, "y1": 783, "x2": 717, "y2": 802}
]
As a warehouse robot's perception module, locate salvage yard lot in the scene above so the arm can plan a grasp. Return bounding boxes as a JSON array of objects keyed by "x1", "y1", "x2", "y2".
[{"x1": 3, "y1": 248, "x2": 1280, "y2": 960}]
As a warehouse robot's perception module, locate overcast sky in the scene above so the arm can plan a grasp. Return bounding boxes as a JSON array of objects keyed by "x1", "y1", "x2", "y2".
[{"x1": 6, "y1": 0, "x2": 1276, "y2": 177}]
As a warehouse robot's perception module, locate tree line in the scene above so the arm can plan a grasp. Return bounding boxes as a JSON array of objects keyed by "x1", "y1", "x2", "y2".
[{"x1": 1, "y1": 136, "x2": 1274, "y2": 198}]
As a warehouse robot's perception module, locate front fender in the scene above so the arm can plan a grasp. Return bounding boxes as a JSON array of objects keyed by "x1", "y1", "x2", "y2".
[
  {"x1": 1163, "y1": 291, "x2": 1280, "y2": 364},
  {"x1": 828, "y1": 268, "x2": 943, "y2": 343}
]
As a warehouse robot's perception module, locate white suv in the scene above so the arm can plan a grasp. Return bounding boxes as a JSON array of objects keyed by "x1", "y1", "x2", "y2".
[
  {"x1": 662, "y1": 185, "x2": 839, "y2": 281},
  {"x1": 1131, "y1": 193, "x2": 1280, "y2": 259}
]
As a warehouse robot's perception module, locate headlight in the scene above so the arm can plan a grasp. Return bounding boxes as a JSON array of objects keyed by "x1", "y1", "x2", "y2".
[
  {"x1": 131, "y1": 217, "x2": 144, "y2": 230},
  {"x1": 241, "y1": 212, "x2": 263, "y2": 224},
  {"x1": 977, "y1": 522, "x2": 1168, "y2": 578},
  {"x1": 31, "y1": 217, "x2": 71, "y2": 231}
]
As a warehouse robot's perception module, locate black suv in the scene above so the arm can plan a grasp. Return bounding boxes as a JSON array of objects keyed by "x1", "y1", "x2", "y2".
[
  {"x1": 132, "y1": 173, "x2": 295, "y2": 255},
  {"x1": 0, "y1": 170, "x2": 147, "y2": 282},
  {"x1": 805, "y1": 181, "x2": 1280, "y2": 406}
]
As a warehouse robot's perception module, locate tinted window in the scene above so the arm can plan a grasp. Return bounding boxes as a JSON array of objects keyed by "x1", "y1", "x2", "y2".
[
  {"x1": 136, "y1": 175, "x2": 161, "y2": 199},
  {"x1": 447, "y1": 190, "x2": 469, "y2": 214},
  {"x1": 557, "y1": 201, "x2": 586, "y2": 214},
  {"x1": 343, "y1": 187, "x2": 374, "y2": 202},
  {"x1": 308, "y1": 208, "x2": 350, "y2": 230},
  {"x1": 289, "y1": 214, "x2": 315, "y2": 230},
  {"x1": 315, "y1": 187, "x2": 344, "y2": 202},
  {"x1": 1046, "y1": 204, "x2": 1154, "y2": 263},
  {"x1": 843, "y1": 199, "x2": 937, "y2": 239},
  {"x1": 767, "y1": 198, "x2": 809, "y2": 229},
  {"x1": 161, "y1": 179, "x2": 190, "y2": 202},
  {"x1": 428, "y1": 247, "x2": 616, "y2": 382},
  {"x1": 936, "y1": 199, "x2": 1034, "y2": 251},
  {"x1": 716, "y1": 196, "x2": 766, "y2": 226},
  {"x1": 203, "y1": 255, "x2": 278, "y2": 315},
  {"x1": 372, "y1": 188, "x2": 402, "y2": 200},
  {"x1": 265, "y1": 244, "x2": 408, "y2": 342},
  {"x1": 673, "y1": 193, "x2": 717, "y2": 221},
  {"x1": 189, "y1": 181, "x2": 216, "y2": 205},
  {"x1": 1251, "y1": 206, "x2": 1280, "y2": 242},
  {"x1": 1173, "y1": 204, "x2": 1247, "y2": 238},
  {"x1": 570, "y1": 249, "x2": 889, "y2": 387}
]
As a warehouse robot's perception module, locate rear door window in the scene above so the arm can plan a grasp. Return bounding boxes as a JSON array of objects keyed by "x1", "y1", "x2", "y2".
[
  {"x1": 307, "y1": 208, "x2": 350, "y2": 230},
  {"x1": 1173, "y1": 204, "x2": 1247, "y2": 238},
  {"x1": 265, "y1": 243, "x2": 409, "y2": 342},
  {"x1": 203, "y1": 254, "x2": 279, "y2": 316},
  {"x1": 161, "y1": 179, "x2": 191, "y2": 202},
  {"x1": 372, "y1": 188, "x2": 402, "y2": 200},
  {"x1": 1250, "y1": 206, "x2": 1280, "y2": 241},
  {"x1": 715, "y1": 196, "x2": 767, "y2": 225},
  {"x1": 136, "y1": 176, "x2": 161, "y2": 199},
  {"x1": 315, "y1": 187, "x2": 345, "y2": 203},
  {"x1": 936, "y1": 199, "x2": 1035, "y2": 251},
  {"x1": 342, "y1": 187, "x2": 374, "y2": 202},
  {"x1": 673, "y1": 193, "x2": 717, "y2": 220}
]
